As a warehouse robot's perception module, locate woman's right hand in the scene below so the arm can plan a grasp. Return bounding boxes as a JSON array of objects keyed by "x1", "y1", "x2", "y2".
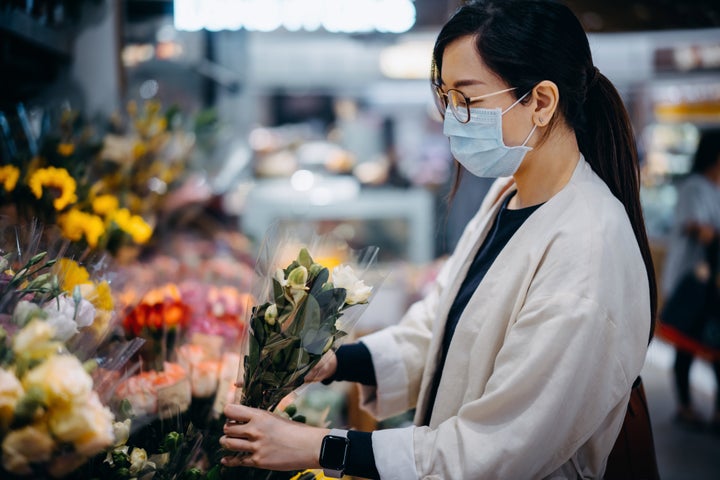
[{"x1": 304, "y1": 350, "x2": 337, "y2": 383}]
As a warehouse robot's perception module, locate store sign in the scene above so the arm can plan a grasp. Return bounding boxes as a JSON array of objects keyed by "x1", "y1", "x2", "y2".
[{"x1": 174, "y1": 0, "x2": 416, "y2": 33}]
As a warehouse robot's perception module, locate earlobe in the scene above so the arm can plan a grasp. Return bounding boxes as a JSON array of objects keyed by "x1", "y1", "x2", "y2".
[{"x1": 532, "y1": 80, "x2": 559, "y2": 126}]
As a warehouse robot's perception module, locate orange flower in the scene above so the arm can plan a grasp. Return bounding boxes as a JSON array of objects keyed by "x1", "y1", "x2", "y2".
[{"x1": 122, "y1": 284, "x2": 190, "y2": 336}]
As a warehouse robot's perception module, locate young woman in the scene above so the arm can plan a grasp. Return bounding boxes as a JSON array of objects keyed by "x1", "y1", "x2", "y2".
[{"x1": 221, "y1": 1, "x2": 657, "y2": 478}]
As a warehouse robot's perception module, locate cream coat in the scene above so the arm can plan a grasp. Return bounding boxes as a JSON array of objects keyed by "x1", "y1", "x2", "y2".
[{"x1": 359, "y1": 158, "x2": 651, "y2": 479}]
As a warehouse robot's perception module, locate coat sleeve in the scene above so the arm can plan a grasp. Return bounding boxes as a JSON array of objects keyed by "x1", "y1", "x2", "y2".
[{"x1": 373, "y1": 292, "x2": 644, "y2": 479}]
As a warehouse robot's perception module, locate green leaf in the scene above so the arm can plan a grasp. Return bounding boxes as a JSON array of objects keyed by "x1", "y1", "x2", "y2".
[
  {"x1": 297, "y1": 247, "x2": 314, "y2": 269},
  {"x1": 308, "y1": 268, "x2": 329, "y2": 296}
]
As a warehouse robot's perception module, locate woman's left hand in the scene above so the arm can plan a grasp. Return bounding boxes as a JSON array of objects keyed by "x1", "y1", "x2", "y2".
[{"x1": 221, "y1": 403, "x2": 329, "y2": 471}]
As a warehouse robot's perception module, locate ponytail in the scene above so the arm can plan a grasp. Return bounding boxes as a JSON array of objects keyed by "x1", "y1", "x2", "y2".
[{"x1": 580, "y1": 73, "x2": 658, "y2": 339}]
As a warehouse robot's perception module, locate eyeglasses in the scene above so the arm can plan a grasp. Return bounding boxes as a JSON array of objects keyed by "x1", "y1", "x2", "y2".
[{"x1": 433, "y1": 86, "x2": 517, "y2": 123}]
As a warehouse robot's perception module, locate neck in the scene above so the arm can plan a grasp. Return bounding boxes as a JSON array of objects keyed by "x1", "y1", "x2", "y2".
[{"x1": 509, "y1": 125, "x2": 580, "y2": 209}]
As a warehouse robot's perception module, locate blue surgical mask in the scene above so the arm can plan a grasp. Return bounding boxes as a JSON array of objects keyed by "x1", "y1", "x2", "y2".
[{"x1": 443, "y1": 92, "x2": 537, "y2": 178}]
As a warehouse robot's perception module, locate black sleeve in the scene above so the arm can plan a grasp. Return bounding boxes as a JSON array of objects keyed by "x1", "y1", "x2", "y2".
[
  {"x1": 322, "y1": 342, "x2": 377, "y2": 386},
  {"x1": 345, "y1": 430, "x2": 380, "y2": 479}
]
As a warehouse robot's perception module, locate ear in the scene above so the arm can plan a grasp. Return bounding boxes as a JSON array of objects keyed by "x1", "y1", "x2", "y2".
[{"x1": 531, "y1": 80, "x2": 559, "y2": 127}]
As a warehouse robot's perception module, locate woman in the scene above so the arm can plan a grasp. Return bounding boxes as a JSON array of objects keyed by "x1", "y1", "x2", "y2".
[
  {"x1": 661, "y1": 128, "x2": 720, "y2": 432},
  {"x1": 221, "y1": 1, "x2": 657, "y2": 478}
]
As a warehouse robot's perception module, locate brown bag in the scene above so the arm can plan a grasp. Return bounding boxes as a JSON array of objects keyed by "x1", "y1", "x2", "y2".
[{"x1": 604, "y1": 377, "x2": 661, "y2": 480}]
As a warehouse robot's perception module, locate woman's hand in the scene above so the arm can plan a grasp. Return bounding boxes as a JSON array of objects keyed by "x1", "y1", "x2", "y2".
[
  {"x1": 303, "y1": 350, "x2": 338, "y2": 383},
  {"x1": 221, "y1": 403, "x2": 329, "y2": 471}
]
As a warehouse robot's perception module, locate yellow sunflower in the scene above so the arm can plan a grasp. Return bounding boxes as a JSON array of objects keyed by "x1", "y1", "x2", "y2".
[
  {"x1": 28, "y1": 167, "x2": 78, "y2": 211},
  {"x1": 112, "y1": 208, "x2": 153, "y2": 244},
  {"x1": 91, "y1": 194, "x2": 119, "y2": 217},
  {"x1": 0, "y1": 165, "x2": 20, "y2": 192},
  {"x1": 58, "y1": 209, "x2": 106, "y2": 248}
]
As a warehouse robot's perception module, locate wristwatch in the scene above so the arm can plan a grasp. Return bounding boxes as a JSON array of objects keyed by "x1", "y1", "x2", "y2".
[{"x1": 319, "y1": 428, "x2": 349, "y2": 478}]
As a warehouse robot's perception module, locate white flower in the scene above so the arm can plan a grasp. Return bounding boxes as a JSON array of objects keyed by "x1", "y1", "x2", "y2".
[
  {"x1": 43, "y1": 294, "x2": 96, "y2": 341},
  {"x1": 264, "y1": 304, "x2": 278, "y2": 326},
  {"x1": 274, "y1": 268, "x2": 288, "y2": 287},
  {"x1": 129, "y1": 446, "x2": 150, "y2": 475},
  {"x1": 331, "y1": 265, "x2": 373, "y2": 305}
]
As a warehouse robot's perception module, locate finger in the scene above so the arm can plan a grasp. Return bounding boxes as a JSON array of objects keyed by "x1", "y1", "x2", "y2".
[
  {"x1": 223, "y1": 421, "x2": 250, "y2": 437},
  {"x1": 224, "y1": 403, "x2": 255, "y2": 421},
  {"x1": 220, "y1": 435, "x2": 254, "y2": 453},
  {"x1": 221, "y1": 451, "x2": 252, "y2": 468}
]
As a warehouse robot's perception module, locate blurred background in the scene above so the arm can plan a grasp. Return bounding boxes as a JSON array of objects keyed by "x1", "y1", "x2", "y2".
[{"x1": 1, "y1": 1, "x2": 719, "y2": 478}]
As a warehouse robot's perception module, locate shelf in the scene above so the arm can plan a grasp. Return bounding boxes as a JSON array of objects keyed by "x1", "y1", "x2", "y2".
[{"x1": 0, "y1": 9, "x2": 73, "y2": 58}]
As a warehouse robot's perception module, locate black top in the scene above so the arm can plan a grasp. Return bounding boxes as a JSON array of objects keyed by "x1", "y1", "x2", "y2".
[{"x1": 330, "y1": 192, "x2": 542, "y2": 479}]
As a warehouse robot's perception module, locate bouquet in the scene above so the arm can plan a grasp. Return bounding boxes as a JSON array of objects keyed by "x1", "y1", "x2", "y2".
[{"x1": 239, "y1": 246, "x2": 377, "y2": 412}]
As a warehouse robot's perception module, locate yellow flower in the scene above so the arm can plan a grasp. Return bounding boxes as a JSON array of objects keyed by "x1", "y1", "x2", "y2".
[
  {"x1": 28, "y1": 166, "x2": 78, "y2": 210},
  {"x1": 91, "y1": 194, "x2": 119, "y2": 217},
  {"x1": 22, "y1": 354, "x2": 93, "y2": 406},
  {"x1": 57, "y1": 142, "x2": 75, "y2": 156},
  {"x1": 0, "y1": 368, "x2": 24, "y2": 429},
  {"x1": 0, "y1": 165, "x2": 20, "y2": 192},
  {"x1": 112, "y1": 208, "x2": 153, "y2": 244},
  {"x1": 89, "y1": 280, "x2": 114, "y2": 311},
  {"x1": 290, "y1": 471, "x2": 328, "y2": 480},
  {"x1": 132, "y1": 142, "x2": 148, "y2": 159},
  {"x1": 58, "y1": 209, "x2": 105, "y2": 248},
  {"x1": 55, "y1": 258, "x2": 90, "y2": 292},
  {"x1": 1, "y1": 423, "x2": 55, "y2": 475},
  {"x1": 48, "y1": 391, "x2": 114, "y2": 456}
]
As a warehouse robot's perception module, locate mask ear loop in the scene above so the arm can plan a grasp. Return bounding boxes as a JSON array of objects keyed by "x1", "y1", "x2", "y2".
[
  {"x1": 501, "y1": 90, "x2": 536, "y2": 148},
  {"x1": 501, "y1": 91, "x2": 531, "y2": 114}
]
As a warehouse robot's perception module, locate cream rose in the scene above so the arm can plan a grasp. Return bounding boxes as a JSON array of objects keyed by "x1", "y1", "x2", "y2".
[
  {"x1": 49, "y1": 391, "x2": 115, "y2": 456},
  {"x1": 12, "y1": 319, "x2": 59, "y2": 360},
  {"x1": 331, "y1": 265, "x2": 373, "y2": 305},
  {"x1": 0, "y1": 368, "x2": 23, "y2": 429},
  {"x1": 22, "y1": 354, "x2": 93, "y2": 406},
  {"x1": 1, "y1": 423, "x2": 55, "y2": 475}
]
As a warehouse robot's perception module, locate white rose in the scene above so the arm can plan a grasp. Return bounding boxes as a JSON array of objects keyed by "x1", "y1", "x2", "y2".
[
  {"x1": 331, "y1": 265, "x2": 373, "y2": 305},
  {"x1": 43, "y1": 294, "x2": 96, "y2": 341}
]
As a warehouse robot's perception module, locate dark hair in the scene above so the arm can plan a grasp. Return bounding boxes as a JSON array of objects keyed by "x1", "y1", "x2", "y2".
[
  {"x1": 691, "y1": 128, "x2": 720, "y2": 174},
  {"x1": 432, "y1": 0, "x2": 657, "y2": 336}
]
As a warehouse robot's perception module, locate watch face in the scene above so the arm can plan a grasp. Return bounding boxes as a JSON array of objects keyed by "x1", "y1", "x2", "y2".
[{"x1": 320, "y1": 435, "x2": 349, "y2": 470}]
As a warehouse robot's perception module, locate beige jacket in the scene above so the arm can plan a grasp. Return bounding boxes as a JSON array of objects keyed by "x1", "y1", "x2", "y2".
[{"x1": 360, "y1": 158, "x2": 650, "y2": 479}]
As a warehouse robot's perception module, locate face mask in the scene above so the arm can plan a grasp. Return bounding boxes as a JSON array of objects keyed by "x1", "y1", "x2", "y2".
[{"x1": 443, "y1": 91, "x2": 537, "y2": 178}]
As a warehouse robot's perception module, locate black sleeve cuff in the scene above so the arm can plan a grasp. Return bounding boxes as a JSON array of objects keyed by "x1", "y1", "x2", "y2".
[
  {"x1": 322, "y1": 342, "x2": 377, "y2": 386},
  {"x1": 345, "y1": 430, "x2": 380, "y2": 479}
]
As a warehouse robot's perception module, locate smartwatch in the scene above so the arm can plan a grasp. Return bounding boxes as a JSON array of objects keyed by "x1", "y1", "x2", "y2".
[{"x1": 319, "y1": 428, "x2": 349, "y2": 478}]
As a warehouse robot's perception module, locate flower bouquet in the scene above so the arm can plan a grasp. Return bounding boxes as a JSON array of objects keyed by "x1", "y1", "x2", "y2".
[
  {"x1": 239, "y1": 246, "x2": 376, "y2": 411},
  {"x1": 214, "y1": 233, "x2": 378, "y2": 480}
]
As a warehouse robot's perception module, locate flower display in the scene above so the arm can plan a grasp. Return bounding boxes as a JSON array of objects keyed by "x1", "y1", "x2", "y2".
[
  {"x1": 0, "y1": 101, "x2": 196, "y2": 258},
  {"x1": 0, "y1": 320, "x2": 116, "y2": 478}
]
